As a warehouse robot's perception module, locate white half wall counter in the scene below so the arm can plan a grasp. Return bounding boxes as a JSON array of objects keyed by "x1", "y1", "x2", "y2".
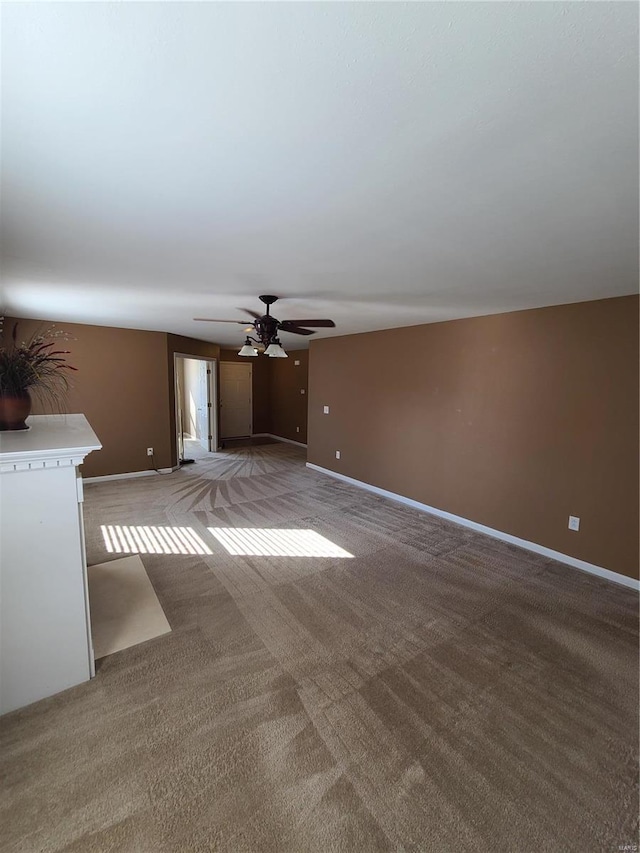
[{"x1": 0, "y1": 414, "x2": 102, "y2": 714}]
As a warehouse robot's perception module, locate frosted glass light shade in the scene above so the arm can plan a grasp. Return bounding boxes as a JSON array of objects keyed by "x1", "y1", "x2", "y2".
[
  {"x1": 238, "y1": 340, "x2": 258, "y2": 356},
  {"x1": 264, "y1": 342, "x2": 287, "y2": 358}
]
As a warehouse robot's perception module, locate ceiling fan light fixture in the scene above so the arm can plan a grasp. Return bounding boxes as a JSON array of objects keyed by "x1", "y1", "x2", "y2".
[
  {"x1": 238, "y1": 337, "x2": 259, "y2": 357},
  {"x1": 193, "y1": 296, "x2": 335, "y2": 355}
]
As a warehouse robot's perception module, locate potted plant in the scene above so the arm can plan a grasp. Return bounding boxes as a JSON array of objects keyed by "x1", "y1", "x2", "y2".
[{"x1": 0, "y1": 320, "x2": 77, "y2": 431}]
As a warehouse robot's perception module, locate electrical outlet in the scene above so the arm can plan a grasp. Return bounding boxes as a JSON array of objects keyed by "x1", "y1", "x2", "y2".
[
  {"x1": 147, "y1": 447, "x2": 154, "y2": 456},
  {"x1": 296, "y1": 426, "x2": 300, "y2": 433},
  {"x1": 335, "y1": 450, "x2": 341, "y2": 460},
  {"x1": 323, "y1": 405, "x2": 329, "y2": 414},
  {"x1": 294, "y1": 359, "x2": 300, "y2": 366},
  {"x1": 568, "y1": 515, "x2": 580, "y2": 531}
]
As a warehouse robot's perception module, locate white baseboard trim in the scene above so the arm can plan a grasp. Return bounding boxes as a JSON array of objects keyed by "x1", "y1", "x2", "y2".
[
  {"x1": 306, "y1": 463, "x2": 639, "y2": 591},
  {"x1": 84, "y1": 467, "x2": 176, "y2": 484},
  {"x1": 253, "y1": 433, "x2": 308, "y2": 449}
]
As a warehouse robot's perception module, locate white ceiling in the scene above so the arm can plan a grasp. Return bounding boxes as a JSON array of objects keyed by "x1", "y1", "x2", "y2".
[{"x1": 1, "y1": 2, "x2": 637, "y2": 349}]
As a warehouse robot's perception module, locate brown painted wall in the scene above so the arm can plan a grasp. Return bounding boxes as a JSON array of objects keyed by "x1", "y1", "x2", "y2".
[
  {"x1": 220, "y1": 349, "x2": 270, "y2": 434},
  {"x1": 269, "y1": 350, "x2": 309, "y2": 443},
  {"x1": 5, "y1": 317, "x2": 172, "y2": 478},
  {"x1": 175, "y1": 357, "x2": 188, "y2": 436},
  {"x1": 308, "y1": 296, "x2": 639, "y2": 579}
]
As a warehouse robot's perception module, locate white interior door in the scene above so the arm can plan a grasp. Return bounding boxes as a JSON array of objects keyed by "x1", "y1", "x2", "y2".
[
  {"x1": 183, "y1": 358, "x2": 207, "y2": 444},
  {"x1": 220, "y1": 363, "x2": 252, "y2": 438},
  {"x1": 179, "y1": 356, "x2": 216, "y2": 452},
  {"x1": 196, "y1": 361, "x2": 210, "y2": 451}
]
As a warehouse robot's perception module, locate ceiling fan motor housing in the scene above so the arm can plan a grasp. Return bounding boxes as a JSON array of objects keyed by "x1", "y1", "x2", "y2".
[{"x1": 254, "y1": 314, "x2": 280, "y2": 345}]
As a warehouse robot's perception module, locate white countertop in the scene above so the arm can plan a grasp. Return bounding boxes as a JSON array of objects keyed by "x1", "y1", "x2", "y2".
[{"x1": 0, "y1": 414, "x2": 102, "y2": 470}]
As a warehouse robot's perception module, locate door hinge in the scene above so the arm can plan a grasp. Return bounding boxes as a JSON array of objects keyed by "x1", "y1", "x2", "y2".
[
  {"x1": 207, "y1": 369, "x2": 212, "y2": 375},
  {"x1": 207, "y1": 402, "x2": 212, "y2": 407},
  {"x1": 208, "y1": 435, "x2": 213, "y2": 440}
]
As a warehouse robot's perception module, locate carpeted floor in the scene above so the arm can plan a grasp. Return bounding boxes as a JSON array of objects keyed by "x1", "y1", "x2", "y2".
[{"x1": 1, "y1": 443, "x2": 638, "y2": 852}]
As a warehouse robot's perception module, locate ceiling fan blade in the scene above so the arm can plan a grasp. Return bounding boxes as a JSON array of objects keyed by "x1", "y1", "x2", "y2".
[
  {"x1": 242, "y1": 309, "x2": 262, "y2": 319},
  {"x1": 193, "y1": 318, "x2": 250, "y2": 324},
  {"x1": 280, "y1": 319, "x2": 336, "y2": 328},
  {"x1": 278, "y1": 325, "x2": 315, "y2": 336}
]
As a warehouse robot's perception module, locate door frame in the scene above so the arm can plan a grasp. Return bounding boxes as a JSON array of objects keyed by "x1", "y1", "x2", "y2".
[
  {"x1": 174, "y1": 353, "x2": 219, "y2": 457},
  {"x1": 219, "y1": 361, "x2": 253, "y2": 439}
]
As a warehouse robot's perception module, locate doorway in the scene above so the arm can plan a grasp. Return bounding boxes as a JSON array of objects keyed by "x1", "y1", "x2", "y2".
[
  {"x1": 174, "y1": 355, "x2": 218, "y2": 460},
  {"x1": 219, "y1": 362, "x2": 253, "y2": 439}
]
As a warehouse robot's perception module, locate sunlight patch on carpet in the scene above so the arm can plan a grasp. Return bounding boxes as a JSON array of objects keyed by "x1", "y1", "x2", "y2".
[
  {"x1": 208, "y1": 527, "x2": 354, "y2": 558},
  {"x1": 101, "y1": 524, "x2": 212, "y2": 555}
]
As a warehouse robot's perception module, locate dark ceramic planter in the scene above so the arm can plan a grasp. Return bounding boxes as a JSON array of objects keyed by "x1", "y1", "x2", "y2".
[{"x1": 0, "y1": 391, "x2": 32, "y2": 431}]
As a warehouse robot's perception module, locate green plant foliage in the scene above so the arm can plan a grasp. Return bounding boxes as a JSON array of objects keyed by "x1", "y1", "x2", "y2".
[{"x1": 0, "y1": 319, "x2": 77, "y2": 411}]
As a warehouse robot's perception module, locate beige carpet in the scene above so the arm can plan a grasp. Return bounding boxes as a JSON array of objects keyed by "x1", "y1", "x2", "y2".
[
  {"x1": 1, "y1": 442, "x2": 637, "y2": 852},
  {"x1": 88, "y1": 555, "x2": 171, "y2": 659}
]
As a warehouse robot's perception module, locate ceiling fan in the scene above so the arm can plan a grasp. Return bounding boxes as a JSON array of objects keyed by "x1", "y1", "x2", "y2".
[{"x1": 194, "y1": 295, "x2": 335, "y2": 357}]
